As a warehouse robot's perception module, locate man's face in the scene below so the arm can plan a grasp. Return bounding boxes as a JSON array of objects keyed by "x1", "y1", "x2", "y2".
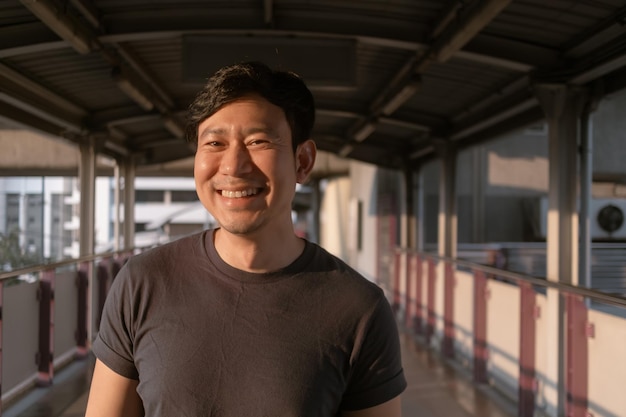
[{"x1": 194, "y1": 95, "x2": 302, "y2": 237}]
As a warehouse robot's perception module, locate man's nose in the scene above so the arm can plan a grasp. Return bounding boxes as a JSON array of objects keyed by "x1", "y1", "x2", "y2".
[{"x1": 219, "y1": 144, "x2": 252, "y2": 175}]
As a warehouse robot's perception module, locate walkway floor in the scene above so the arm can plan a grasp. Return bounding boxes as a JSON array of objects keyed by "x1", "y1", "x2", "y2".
[{"x1": 4, "y1": 331, "x2": 517, "y2": 417}]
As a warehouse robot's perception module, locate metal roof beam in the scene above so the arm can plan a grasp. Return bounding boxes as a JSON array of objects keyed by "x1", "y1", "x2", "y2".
[
  {"x1": 0, "y1": 100, "x2": 81, "y2": 142},
  {"x1": 418, "y1": 0, "x2": 512, "y2": 67},
  {"x1": 563, "y1": 6, "x2": 626, "y2": 58},
  {"x1": 0, "y1": 62, "x2": 87, "y2": 117},
  {"x1": 263, "y1": 0, "x2": 273, "y2": 26},
  {"x1": 19, "y1": 0, "x2": 96, "y2": 54},
  {"x1": 69, "y1": 0, "x2": 101, "y2": 29},
  {"x1": 342, "y1": 0, "x2": 511, "y2": 156}
]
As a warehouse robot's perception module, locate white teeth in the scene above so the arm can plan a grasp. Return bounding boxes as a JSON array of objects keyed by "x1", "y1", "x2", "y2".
[{"x1": 221, "y1": 188, "x2": 258, "y2": 198}]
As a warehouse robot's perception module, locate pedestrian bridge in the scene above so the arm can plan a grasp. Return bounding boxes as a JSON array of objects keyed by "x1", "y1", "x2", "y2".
[{"x1": 3, "y1": 1, "x2": 626, "y2": 416}]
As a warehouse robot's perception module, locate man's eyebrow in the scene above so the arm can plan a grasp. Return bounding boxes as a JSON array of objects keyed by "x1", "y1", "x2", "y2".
[
  {"x1": 198, "y1": 127, "x2": 226, "y2": 140},
  {"x1": 198, "y1": 126, "x2": 281, "y2": 140}
]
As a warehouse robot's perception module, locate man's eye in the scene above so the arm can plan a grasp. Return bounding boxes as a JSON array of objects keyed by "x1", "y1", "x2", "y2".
[{"x1": 249, "y1": 138, "x2": 269, "y2": 145}]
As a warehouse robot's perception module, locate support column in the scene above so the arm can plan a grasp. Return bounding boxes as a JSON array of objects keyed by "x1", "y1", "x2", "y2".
[
  {"x1": 472, "y1": 146, "x2": 486, "y2": 242},
  {"x1": 122, "y1": 158, "x2": 136, "y2": 251},
  {"x1": 414, "y1": 168, "x2": 424, "y2": 253},
  {"x1": 399, "y1": 168, "x2": 414, "y2": 320},
  {"x1": 79, "y1": 138, "x2": 96, "y2": 346},
  {"x1": 579, "y1": 86, "x2": 601, "y2": 291},
  {"x1": 436, "y1": 142, "x2": 457, "y2": 259},
  {"x1": 412, "y1": 168, "x2": 425, "y2": 336},
  {"x1": 534, "y1": 83, "x2": 587, "y2": 417},
  {"x1": 436, "y1": 141, "x2": 457, "y2": 354},
  {"x1": 79, "y1": 138, "x2": 96, "y2": 257},
  {"x1": 113, "y1": 164, "x2": 122, "y2": 251},
  {"x1": 310, "y1": 179, "x2": 321, "y2": 244}
]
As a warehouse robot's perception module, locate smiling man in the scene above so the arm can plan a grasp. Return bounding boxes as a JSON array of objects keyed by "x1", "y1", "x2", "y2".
[{"x1": 85, "y1": 61, "x2": 406, "y2": 417}]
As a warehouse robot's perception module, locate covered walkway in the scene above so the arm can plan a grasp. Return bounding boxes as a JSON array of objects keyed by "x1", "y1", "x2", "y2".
[{"x1": 3, "y1": 2, "x2": 626, "y2": 417}]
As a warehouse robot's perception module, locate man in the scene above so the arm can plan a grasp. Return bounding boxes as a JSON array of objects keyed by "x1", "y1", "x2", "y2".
[{"x1": 85, "y1": 61, "x2": 406, "y2": 416}]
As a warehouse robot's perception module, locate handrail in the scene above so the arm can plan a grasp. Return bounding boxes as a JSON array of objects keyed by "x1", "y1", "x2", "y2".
[
  {"x1": 0, "y1": 248, "x2": 136, "y2": 281},
  {"x1": 406, "y1": 248, "x2": 626, "y2": 308}
]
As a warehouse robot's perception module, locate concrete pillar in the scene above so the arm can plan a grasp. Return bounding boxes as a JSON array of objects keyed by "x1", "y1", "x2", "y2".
[
  {"x1": 78, "y1": 137, "x2": 96, "y2": 344},
  {"x1": 404, "y1": 168, "x2": 415, "y2": 250},
  {"x1": 113, "y1": 164, "x2": 121, "y2": 251},
  {"x1": 78, "y1": 138, "x2": 96, "y2": 257},
  {"x1": 472, "y1": 146, "x2": 486, "y2": 242},
  {"x1": 122, "y1": 158, "x2": 136, "y2": 250},
  {"x1": 534, "y1": 83, "x2": 587, "y2": 417},
  {"x1": 393, "y1": 168, "x2": 415, "y2": 320},
  {"x1": 413, "y1": 168, "x2": 425, "y2": 252},
  {"x1": 579, "y1": 86, "x2": 601, "y2": 292},
  {"x1": 436, "y1": 141, "x2": 457, "y2": 259},
  {"x1": 579, "y1": 111, "x2": 592, "y2": 291},
  {"x1": 309, "y1": 179, "x2": 321, "y2": 244}
]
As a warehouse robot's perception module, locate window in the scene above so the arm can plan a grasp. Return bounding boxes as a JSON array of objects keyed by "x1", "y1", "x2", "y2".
[
  {"x1": 171, "y1": 190, "x2": 199, "y2": 202},
  {"x1": 136, "y1": 190, "x2": 165, "y2": 203}
]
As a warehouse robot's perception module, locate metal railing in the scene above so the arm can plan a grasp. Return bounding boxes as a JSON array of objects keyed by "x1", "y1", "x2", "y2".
[
  {"x1": 0, "y1": 247, "x2": 146, "y2": 414},
  {"x1": 391, "y1": 248, "x2": 626, "y2": 417}
]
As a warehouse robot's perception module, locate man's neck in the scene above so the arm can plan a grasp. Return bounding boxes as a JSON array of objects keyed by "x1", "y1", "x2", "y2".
[{"x1": 213, "y1": 227, "x2": 305, "y2": 273}]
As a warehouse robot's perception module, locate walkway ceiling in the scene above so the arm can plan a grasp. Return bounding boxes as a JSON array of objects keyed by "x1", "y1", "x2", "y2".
[{"x1": 1, "y1": 0, "x2": 626, "y2": 177}]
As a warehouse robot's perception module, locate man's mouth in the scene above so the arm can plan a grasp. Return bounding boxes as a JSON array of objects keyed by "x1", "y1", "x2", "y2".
[{"x1": 219, "y1": 188, "x2": 260, "y2": 198}]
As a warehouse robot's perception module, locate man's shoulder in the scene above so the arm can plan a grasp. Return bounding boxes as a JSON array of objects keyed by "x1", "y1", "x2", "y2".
[
  {"x1": 122, "y1": 231, "x2": 207, "y2": 272},
  {"x1": 305, "y1": 242, "x2": 383, "y2": 297}
]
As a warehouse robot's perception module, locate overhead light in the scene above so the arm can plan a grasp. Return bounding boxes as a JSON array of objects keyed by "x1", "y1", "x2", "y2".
[
  {"x1": 353, "y1": 120, "x2": 377, "y2": 142},
  {"x1": 381, "y1": 77, "x2": 420, "y2": 115},
  {"x1": 112, "y1": 67, "x2": 155, "y2": 111},
  {"x1": 20, "y1": 0, "x2": 93, "y2": 54},
  {"x1": 163, "y1": 116, "x2": 184, "y2": 138}
]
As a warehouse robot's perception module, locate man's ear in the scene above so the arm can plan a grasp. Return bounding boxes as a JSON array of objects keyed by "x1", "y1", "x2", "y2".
[{"x1": 295, "y1": 139, "x2": 317, "y2": 184}]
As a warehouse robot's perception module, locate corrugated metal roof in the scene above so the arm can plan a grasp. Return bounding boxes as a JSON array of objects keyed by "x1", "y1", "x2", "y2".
[{"x1": 1, "y1": 0, "x2": 625, "y2": 174}]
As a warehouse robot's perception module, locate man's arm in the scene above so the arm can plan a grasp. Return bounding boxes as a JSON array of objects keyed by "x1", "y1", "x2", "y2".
[
  {"x1": 342, "y1": 396, "x2": 402, "y2": 417},
  {"x1": 85, "y1": 359, "x2": 144, "y2": 417}
]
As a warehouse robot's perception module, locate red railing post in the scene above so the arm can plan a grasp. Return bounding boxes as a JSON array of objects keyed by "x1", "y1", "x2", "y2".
[
  {"x1": 0, "y1": 280, "x2": 4, "y2": 414},
  {"x1": 518, "y1": 282, "x2": 536, "y2": 417},
  {"x1": 426, "y1": 258, "x2": 436, "y2": 345},
  {"x1": 392, "y1": 250, "x2": 401, "y2": 314},
  {"x1": 442, "y1": 261, "x2": 455, "y2": 358},
  {"x1": 37, "y1": 269, "x2": 55, "y2": 386},
  {"x1": 76, "y1": 262, "x2": 90, "y2": 357},
  {"x1": 473, "y1": 269, "x2": 488, "y2": 383},
  {"x1": 566, "y1": 293, "x2": 589, "y2": 417},
  {"x1": 96, "y1": 259, "x2": 111, "y2": 330},
  {"x1": 404, "y1": 251, "x2": 413, "y2": 328},
  {"x1": 413, "y1": 254, "x2": 423, "y2": 335}
]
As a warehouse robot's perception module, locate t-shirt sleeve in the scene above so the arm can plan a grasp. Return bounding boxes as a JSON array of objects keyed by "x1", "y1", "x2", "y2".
[
  {"x1": 340, "y1": 295, "x2": 407, "y2": 410},
  {"x1": 92, "y1": 262, "x2": 139, "y2": 380}
]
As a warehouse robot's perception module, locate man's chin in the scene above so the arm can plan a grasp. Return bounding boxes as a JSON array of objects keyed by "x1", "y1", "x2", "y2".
[{"x1": 218, "y1": 221, "x2": 262, "y2": 237}]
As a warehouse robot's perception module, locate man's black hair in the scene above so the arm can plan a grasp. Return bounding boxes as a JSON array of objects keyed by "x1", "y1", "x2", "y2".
[{"x1": 186, "y1": 61, "x2": 315, "y2": 152}]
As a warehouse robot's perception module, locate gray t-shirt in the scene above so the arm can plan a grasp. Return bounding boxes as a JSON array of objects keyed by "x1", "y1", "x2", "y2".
[{"x1": 93, "y1": 230, "x2": 406, "y2": 416}]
